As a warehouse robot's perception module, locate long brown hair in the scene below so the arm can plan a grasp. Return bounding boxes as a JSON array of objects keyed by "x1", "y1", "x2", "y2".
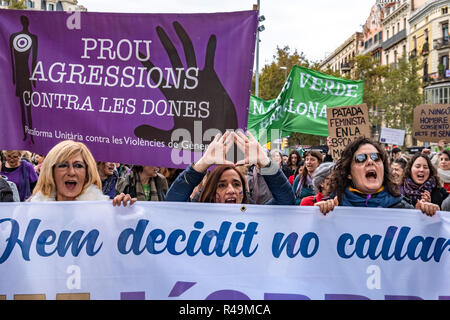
[
  {"x1": 403, "y1": 152, "x2": 441, "y2": 186},
  {"x1": 330, "y1": 137, "x2": 399, "y2": 203},
  {"x1": 299, "y1": 150, "x2": 323, "y2": 188},
  {"x1": 198, "y1": 165, "x2": 249, "y2": 203}
]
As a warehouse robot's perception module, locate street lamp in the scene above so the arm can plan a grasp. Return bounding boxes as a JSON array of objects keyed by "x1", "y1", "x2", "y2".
[
  {"x1": 254, "y1": 0, "x2": 265, "y2": 97},
  {"x1": 280, "y1": 66, "x2": 287, "y2": 79}
]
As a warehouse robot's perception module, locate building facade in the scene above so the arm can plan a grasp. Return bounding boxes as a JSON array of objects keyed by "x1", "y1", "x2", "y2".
[
  {"x1": 361, "y1": 4, "x2": 385, "y2": 64},
  {"x1": 409, "y1": 0, "x2": 450, "y2": 104},
  {"x1": 318, "y1": 32, "x2": 364, "y2": 77},
  {"x1": 0, "y1": 0, "x2": 85, "y2": 11},
  {"x1": 381, "y1": 0, "x2": 410, "y2": 65}
]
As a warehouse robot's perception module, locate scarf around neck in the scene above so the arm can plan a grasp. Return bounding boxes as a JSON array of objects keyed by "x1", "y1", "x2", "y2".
[
  {"x1": 437, "y1": 168, "x2": 450, "y2": 184},
  {"x1": 402, "y1": 176, "x2": 436, "y2": 205},
  {"x1": 341, "y1": 186, "x2": 402, "y2": 208}
]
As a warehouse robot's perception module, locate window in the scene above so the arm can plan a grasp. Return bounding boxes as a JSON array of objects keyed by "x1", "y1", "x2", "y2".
[
  {"x1": 443, "y1": 7, "x2": 448, "y2": 15},
  {"x1": 374, "y1": 34, "x2": 378, "y2": 43},
  {"x1": 442, "y1": 22, "x2": 449, "y2": 42},
  {"x1": 392, "y1": 25, "x2": 395, "y2": 35},
  {"x1": 387, "y1": 30, "x2": 390, "y2": 39},
  {"x1": 404, "y1": 18, "x2": 407, "y2": 29},
  {"x1": 386, "y1": 55, "x2": 389, "y2": 65},
  {"x1": 397, "y1": 22, "x2": 400, "y2": 33},
  {"x1": 48, "y1": 3, "x2": 54, "y2": 10},
  {"x1": 26, "y1": 0, "x2": 34, "y2": 8},
  {"x1": 440, "y1": 55, "x2": 448, "y2": 70},
  {"x1": 41, "y1": 0, "x2": 46, "y2": 10},
  {"x1": 379, "y1": 31, "x2": 382, "y2": 42},
  {"x1": 56, "y1": 1, "x2": 63, "y2": 11}
]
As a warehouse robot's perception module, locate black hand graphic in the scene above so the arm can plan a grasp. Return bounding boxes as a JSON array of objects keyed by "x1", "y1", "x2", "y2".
[{"x1": 135, "y1": 21, "x2": 238, "y2": 149}]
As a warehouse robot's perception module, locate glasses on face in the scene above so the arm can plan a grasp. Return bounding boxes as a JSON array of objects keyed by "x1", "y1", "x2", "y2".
[
  {"x1": 54, "y1": 162, "x2": 87, "y2": 171},
  {"x1": 354, "y1": 153, "x2": 382, "y2": 164}
]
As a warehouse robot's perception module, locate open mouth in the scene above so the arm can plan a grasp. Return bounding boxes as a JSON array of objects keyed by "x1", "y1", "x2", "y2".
[
  {"x1": 365, "y1": 170, "x2": 377, "y2": 180},
  {"x1": 416, "y1": 174, "x2": 425, "y2": 180},
  {"x1": 65, "y1": 181, "x2": 78, "y2": 190},
  {"x1": 225, "y1": 197, "x2": 237, "y2": 203}
]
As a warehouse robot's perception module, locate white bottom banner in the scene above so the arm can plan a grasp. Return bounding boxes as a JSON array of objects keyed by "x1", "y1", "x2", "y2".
[{"x1": 0, "y1": 201, "x2": 449, "y2": 300}]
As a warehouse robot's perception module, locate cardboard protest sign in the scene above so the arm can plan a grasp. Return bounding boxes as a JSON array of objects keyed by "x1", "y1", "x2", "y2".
[
  {"x1": 327, "y1": 103, "x2": 370, "y2": 159},
  {"x1": 413, "y1": 104, "x2": 450, "y2": 143}
]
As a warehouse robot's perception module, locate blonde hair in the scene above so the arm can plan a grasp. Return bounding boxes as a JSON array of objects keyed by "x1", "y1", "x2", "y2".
[{"x1": 31, "y1": 140, "x2": 101, "y2": 199}]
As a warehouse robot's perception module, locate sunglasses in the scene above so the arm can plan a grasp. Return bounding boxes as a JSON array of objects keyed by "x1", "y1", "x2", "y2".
[{"x1": 354, "y1": 153, "x2": 382, "y2": 164}]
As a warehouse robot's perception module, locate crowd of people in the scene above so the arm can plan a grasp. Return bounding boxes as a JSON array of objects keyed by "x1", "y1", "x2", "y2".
[{"x1": 0, "y1": 134, "x2": 449, "y2": 215}]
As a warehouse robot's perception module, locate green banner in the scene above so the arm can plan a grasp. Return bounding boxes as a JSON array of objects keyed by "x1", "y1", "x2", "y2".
[{"x1": 247, "y1": 65, "x2": 364, "y2": 142}]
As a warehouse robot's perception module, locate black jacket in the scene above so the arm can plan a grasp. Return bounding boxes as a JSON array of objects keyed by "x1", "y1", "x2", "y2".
[{"x1": 0, "y1": 177, "x2": 14, "y2": 202}]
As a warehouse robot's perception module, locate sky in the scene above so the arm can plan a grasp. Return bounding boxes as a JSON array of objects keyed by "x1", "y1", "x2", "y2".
[{"x1": 78, "y1": 0, "x2": 376, "y2": 67}]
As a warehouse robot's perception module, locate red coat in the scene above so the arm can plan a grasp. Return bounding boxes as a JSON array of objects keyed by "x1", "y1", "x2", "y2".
[{"x1": 300, "y1": 192, "x2": 325, "y2": 206}]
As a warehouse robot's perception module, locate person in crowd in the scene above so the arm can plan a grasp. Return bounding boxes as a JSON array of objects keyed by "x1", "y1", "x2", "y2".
[
  {"x1": 247, "y1": 163, "x2": 273, "y2": 204},
  {"x1": 159, "y1": 167, "x2": 183, "y2": 187},
  {"x1": 97, "y1": 161, "x2": 119, "y2": 199},
  {"x1": 1, "y1": 150, "x2": 38, "y2": 201},
  {"x1": 33, "y1": 153, "x2": 45, "y2": 175},
  {"x1": 401, "y1": 152, "x2": 448, "y2": 209},
  {"x1": 21, "y1": 151, "x2": 32, "y2": 163},
  {"x1": 282, "y1": 153, "x2": 289, "y2": 164},
  {"x1": 285, "y1": 150, "x2": 302, "y2": 179},
  {"x1": 270, "y1": 149, "x2": 291, "y2": 178},
  {"x1": 115, "y1": 165, "x2": 168, "y2": 202},
  {"x1": 300, "y1": 162, "x2": 335, "y2": 206},
  {"x1": 391, "y1": 147, "x2": 406, "y2": 162},
  {"x1": 323, "y1": 136, "x2": 335, "y2": 162},
  {"x1": 164, "y1": 131, "x2": 295, "y2": 205},
  {"x1": 28, "y1": 140, "x2": 109, "y2": 201},
  {"x1": 292, "y1": 150, "x2": 323, "y2": 205},
  {"x1": 115, "y1": 163, "x2": 131, "y2": 181},
  {"x1": 442, "y1": 194, "x2": 450, "y2": 211},
  {"x1": 314, "y1": 137, "x2": 439, "y2": 216},
  {"x1": 430, "y1": 140, "x2": 450, "y2": 192},
  {"x1": 0, "y1": 175, "x2": 14, "y2": 202},
  {"x1": 436, "y1": 150, "x2": 450, "y2": 192},
  {"x1": 0, "y1": 161, "x2": 19, "y2": 202},
  {"x1": 391, "y1": 157, "x2": 407, "y2": 187}
]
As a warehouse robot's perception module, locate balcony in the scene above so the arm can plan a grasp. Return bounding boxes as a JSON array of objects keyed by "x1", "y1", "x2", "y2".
[
  {"x1": 381, "y1": 29, "x2": 406, "y2": 51},
  {"x1": 433, "y1": 37, "x2": 450, "y2": 50},
  {"x1": 340, "y1": 62, "x2": 352, "y2": 72}
]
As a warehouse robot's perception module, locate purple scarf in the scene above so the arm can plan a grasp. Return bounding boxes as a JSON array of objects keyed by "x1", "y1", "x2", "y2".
[{"x1": 402, "y1": 177, "x2": 436, "y2": 206}]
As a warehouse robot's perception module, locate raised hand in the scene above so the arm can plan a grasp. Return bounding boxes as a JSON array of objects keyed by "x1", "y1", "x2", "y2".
[
  {"x1": 233, "y1": 130, "x2": 277, "y2": 175},
  {"x1": 136, "y1": 21, "x2": 238, "y2": 148},
  {"x1": 193, "y1": 131, "x2": 235, "y2": 173}
]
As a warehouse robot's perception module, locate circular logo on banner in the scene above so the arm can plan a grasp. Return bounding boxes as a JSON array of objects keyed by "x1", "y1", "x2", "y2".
[{"x1": 13, "y1": 34, "x2": 32, "y2": 52}]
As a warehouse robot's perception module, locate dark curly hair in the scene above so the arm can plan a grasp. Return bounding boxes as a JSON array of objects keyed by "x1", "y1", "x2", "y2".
[
  {"x1": 330, "y1": 136, "x2": 400, "y2": 203},
  {"x1": 403, "y1": 152, "x2": 441, "y2": 186}
]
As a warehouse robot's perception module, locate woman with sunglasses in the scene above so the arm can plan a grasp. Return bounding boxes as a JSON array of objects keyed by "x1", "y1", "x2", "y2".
[
  {"x1": 314, "y1": 137, "x2": 439, "y2": 216},
  {"x1": 28, "y1": 140, "x2": 109, "y2": 202},
  {"x1": 401, "y1": 153, "x2": 448, "y2": 209}
]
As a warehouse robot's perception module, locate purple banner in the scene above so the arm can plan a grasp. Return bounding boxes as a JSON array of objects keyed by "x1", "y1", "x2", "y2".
[{"x1": 0, "y1": 10, "x2": 257, "y2": 168}]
